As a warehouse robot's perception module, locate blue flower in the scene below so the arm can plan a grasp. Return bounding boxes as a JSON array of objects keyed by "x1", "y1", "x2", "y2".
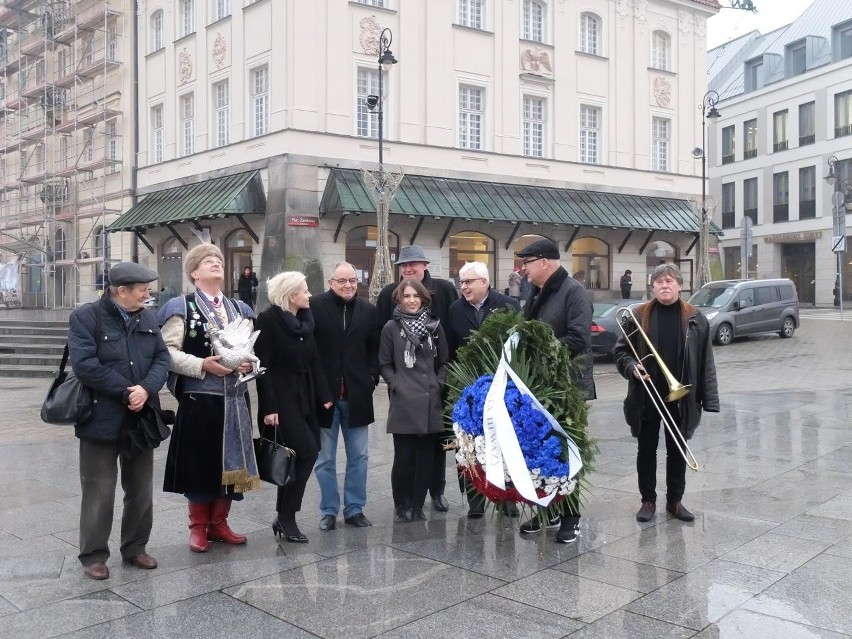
[{"x1": 453, "y1": 375, "x2": 570, "y2": 478}]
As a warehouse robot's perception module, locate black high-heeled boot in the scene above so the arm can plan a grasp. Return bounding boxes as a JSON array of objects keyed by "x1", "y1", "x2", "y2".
[{"x1": 272, "y1": 512, "x2": 308, "y2": 543}]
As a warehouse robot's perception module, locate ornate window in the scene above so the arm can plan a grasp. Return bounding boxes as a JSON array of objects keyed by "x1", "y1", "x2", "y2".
[
  {"x1": 150, "y1": 10, "x2": 164, "y2": 52},
  {"x1": 651, "y1": 30, "x2": 670, "y2": 70}
]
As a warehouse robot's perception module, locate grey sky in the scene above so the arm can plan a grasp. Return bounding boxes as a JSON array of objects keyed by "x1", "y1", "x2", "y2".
[{"x1": 707, "y1": 0, "x2": 816, "y2": 49}]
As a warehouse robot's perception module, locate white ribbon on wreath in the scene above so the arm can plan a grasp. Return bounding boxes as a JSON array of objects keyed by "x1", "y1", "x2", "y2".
[{"x1": 482, "y1": 333, "x2": 583, "y2": 507}]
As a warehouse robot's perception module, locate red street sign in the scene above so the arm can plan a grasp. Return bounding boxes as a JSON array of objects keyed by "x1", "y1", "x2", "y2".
[{"x1": 287, "y1": 216, "x2": 320, "y2": 227}]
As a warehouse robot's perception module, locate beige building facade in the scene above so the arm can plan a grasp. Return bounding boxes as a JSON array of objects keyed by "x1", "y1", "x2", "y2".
[{"x1": 2, "y1": 0, "x2": 721, "y2": 306}]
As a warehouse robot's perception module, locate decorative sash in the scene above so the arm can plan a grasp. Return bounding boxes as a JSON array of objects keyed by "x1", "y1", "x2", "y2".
[{"x1": 482, "y1": 332, "x2": 582, "y2": 507}]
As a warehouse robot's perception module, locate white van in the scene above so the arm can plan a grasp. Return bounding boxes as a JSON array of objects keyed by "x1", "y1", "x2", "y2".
[{"x1": 688, "y1": 279, "x2": 800, "y2": 346}]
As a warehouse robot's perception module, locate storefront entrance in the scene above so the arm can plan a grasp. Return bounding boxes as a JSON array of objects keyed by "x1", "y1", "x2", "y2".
[{"x1": 781, "y1": 243, "x2": 815, "y2": 305}]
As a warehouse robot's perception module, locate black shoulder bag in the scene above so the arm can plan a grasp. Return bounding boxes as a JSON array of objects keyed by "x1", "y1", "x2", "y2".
[{"x1": 40, "y1": 308, "x2": 99, "y2": 425}]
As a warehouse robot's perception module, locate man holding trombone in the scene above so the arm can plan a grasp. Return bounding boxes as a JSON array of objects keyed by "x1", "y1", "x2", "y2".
[{"x1": 613, "y1": 263, "x2": 719, "y2": 523}]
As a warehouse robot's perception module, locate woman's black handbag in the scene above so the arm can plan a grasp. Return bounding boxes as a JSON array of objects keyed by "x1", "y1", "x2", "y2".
[
  {"x1": 40, "y1": 344, "x2": 94, "y2": 426},
  {"x1": 253, "y1": 426, "x2": 296, "y2": 487}
]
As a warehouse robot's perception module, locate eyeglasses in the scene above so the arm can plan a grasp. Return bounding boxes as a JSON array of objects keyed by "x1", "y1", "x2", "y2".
[
  {"x1": 522, "y1": 257, "x2": 543, "y2": 266},
  {"x1": 459, "y1": 278, "x2": 485, "y2": 287},
  {"x1": 331, "y1": 278, "x2": 358, "y2": 286}
]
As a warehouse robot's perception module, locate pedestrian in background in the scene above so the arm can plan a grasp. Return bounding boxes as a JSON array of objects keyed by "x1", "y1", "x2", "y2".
[
  {"x1": 311, "y1": 262, "x2": 380, "y2": 531},
  {"x1": 379, "y1": 278, "x2": 448, "y2": 523},
  {"x1": 376, "y1": 245, "x2": 458, "y2": 512},
  {"x1": 614, "y1": 263, "x2": 719, "y2": 524},
  {"x1": 69, "y1": 262, "x2": 170, "y2": 580},
  {"x1": 255, "y1": 271, "x2": 333, "y2": 543},
  {"x1": 508, "y1": 267, "x2": 522, "y2": 302},
  {"x1": 159, "y1": 244, "x2": 259, "y2": 554},
  {"x1": 238, "y1": 266, "x2": 259, "y2": 309},
  {"x1": 620, "y1": 269, "x2": 633, "y2": 299}
]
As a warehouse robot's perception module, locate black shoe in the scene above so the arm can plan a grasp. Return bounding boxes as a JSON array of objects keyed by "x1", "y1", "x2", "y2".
[
  {"x1": 410, "y1": 508, "x2": 427, "y2": 521},
  {"x1": 636, "y1": 501, "x2": 656, "y2": 522},
  {"x1": 394, "y1": 506, "x2": 412, "y2": 523},
  {"x1": 272, "y1": 515, "x2": 309, "y2": 543},
  {"x1": 519, "y1": 515, "x2": 560, "y2": 534},
  {"x1": 319, "y1": 515, "x2": 336, "y2": 531},
  {"x1": 666, "y1": 501, "x2": 695, "y2": 522},
  {"x1": 555, "y1": 517, "x2": 580, "y2": 544},
  {"x1": 431, "y1": 495, "x2": 449, "y2": 512},
  {"x1": 344, "y1": 513, "x2": 372, "y2": 527},
  {"x1": 467, "y1": 504, "x2": 485, "y2": 519}
]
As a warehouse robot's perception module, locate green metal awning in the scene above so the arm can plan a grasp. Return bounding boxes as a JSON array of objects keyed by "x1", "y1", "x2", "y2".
[
  {"x1": 319, "y1": 168, "x2": 721, "y2": 235},
  {"x1": 107, "y1": 171, "x2": 266, "y2": 233}
]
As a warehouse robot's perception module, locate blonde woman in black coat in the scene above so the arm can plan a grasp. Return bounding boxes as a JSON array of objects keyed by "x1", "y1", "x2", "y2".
[
  {"x1": 255, "y1": 272, "x2": 333, "y2": 543},
  {"x1": 379, "y1": 278, "x2": 448, "y2": 523}
]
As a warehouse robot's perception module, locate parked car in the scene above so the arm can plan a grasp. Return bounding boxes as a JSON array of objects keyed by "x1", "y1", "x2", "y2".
[
  {"x1": 688, "y1": 278, "x2": 799, "y2": 346},
  {"x1": 591, "y1": 299, "x2": 633, "y2": 358}
]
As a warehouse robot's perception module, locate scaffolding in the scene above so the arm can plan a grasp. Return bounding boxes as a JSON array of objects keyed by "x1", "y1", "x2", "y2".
[{"x1": 0, "y1": 0, "x2": 127, "y2": 308}]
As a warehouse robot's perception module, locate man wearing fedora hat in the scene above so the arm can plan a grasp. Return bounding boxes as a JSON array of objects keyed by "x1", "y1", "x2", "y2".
[
  {"x1": 67, "y1": 262, "x2": 171, "y2": 579},
  {"x1": 376, "y1": 244, "x2": 458, "y2": 512},
  {"x1": 514, "y1": 238, "x2": 596, "y2": 544}
]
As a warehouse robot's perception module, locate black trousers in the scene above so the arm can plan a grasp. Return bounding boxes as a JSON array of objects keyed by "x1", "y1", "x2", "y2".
[
  {"x1": 392, "y1": 433, "x2": 437, "y2": 509},
  {"x1": 429, "y1": 437, "x2": 447, "y2": 497},
  {"x1": 637, "y1": 406, "x2": 687, "y2": 504},
  {"x1": 276, "y1": 447, "x2": 318, "y2": 516}
]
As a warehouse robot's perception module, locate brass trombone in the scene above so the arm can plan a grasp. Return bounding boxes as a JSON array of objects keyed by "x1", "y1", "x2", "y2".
[{"x1": 616, "y1": 307, "x2": 700, "y2": 471}]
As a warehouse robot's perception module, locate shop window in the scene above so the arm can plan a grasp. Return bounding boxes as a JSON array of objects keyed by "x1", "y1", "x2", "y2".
[
  {"x1": 572, "y1": 237, "x2": 610, "y2": 290},
  {"x1": 449, "y1": 231, "x2": 495, "y2": 288}
]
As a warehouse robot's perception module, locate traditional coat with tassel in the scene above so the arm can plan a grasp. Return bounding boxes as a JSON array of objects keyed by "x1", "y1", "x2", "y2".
[{"x1": 158, "y1": 292, "x2": 261, "y2": 496}]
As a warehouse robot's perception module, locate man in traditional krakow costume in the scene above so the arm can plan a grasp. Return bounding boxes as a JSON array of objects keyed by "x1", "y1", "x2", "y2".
[{"x1": 158, "y1": 243, "x2": 260, "y2": 552}]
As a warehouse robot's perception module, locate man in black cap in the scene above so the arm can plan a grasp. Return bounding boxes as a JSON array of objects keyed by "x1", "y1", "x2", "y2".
[
  {"x1": 67, "y1": 262, "x2": 171, "y2": 580},
  {"x1": 514, "y1": 238, "x2": 596, "y2": 544},
  {"x1": 376, "y1": 244, "x2": 459, "y2": 511}
]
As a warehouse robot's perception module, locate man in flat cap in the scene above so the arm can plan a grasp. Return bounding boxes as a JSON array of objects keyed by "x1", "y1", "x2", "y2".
[
  {"x1": 376, "y1": 244, "x2": 459, "y2": 512},
  {"x1": 68, "y1": 262, "x2": 171, "y2": 580},
  {"x1": 514, "y1": 238, "x2": 596, "y2": 544},
  {"x1": 158, "y1": 243, "x2": 260, "y2": 553}
]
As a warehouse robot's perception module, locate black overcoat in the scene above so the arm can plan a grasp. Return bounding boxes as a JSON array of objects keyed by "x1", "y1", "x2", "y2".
[
  {"x1": 310, "y1": 290, "x2": 380, "y2": 428},
  {"x1": 446, "y1": 290, "x2": 521, "y2": 359},
  {"x1": 254, "y1": 307, "x2": 333, "y2": 459},
  {"x1": 524, "y1": 266, "x2": 596, "y2": 400}
]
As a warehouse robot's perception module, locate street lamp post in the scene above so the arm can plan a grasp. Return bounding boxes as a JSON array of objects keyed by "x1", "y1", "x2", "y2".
[
  {"x1": 364, "y1": 28, "x2": 398, "y2": 303},
  {"x1": 824, "y1": 156, "x2": 850, "y2": 319},
  {"x1": 696, "y1": 90, "x2": 721, "y2": 288}
]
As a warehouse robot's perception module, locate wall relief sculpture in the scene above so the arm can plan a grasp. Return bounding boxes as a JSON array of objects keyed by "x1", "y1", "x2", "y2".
[
  {"x1": 653, "y1": 76, "x2": 672, "y2": 108},
  {"x1": 359, "y1": 16, "x2": 381, "y2": 56},
  {"x1": 521, "y1": 48, "x2": 552, "y2": 74}
]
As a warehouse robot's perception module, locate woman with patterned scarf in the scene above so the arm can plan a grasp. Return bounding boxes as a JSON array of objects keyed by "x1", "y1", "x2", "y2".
[{"x1": 379, "y1": 278, "x2": 449, "y2": 523}]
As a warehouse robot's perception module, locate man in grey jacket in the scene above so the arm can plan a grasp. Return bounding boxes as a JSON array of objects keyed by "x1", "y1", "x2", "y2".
[
  {"x1": 68, "y1": 262, "x2": 170, "y2": 580},
  {"x1": 515, "y1": 238, "x2": 595, "y2": 544}
]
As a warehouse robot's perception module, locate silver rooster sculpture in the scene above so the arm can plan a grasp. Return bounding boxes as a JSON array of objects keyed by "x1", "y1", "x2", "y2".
[{"x1": 206, "y1": 317, "x2": 266, "y2": 385}]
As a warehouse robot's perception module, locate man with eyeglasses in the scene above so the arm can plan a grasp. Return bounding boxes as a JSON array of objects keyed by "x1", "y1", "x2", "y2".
[
  {"x1": 446, "y1": 261, "x2": 520, "y2": 517},
  {"x1": 311, "y1": 262, "x2": 380, "y2": 530},
  {"x1": 376, "y1": 244, "x2": 459, "y2": 512},
  {"x1": 514, "y1": 238, "x2": 596, "y2": 544}
]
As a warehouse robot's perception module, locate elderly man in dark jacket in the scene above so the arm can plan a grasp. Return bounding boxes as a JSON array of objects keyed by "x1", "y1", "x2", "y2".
[
  {"x1": 68, "y1": 262, "x2": 170, "y2": 580},
  {"x1": 312, "y1": 262, "x2": 380, "y2": 530},
  {"x1": 613, "y1": 263, "x2": 719, "y2": 524},
  {"x1": 446, "y1": 261, "x2": 520, "y2": 517},
  {"x1": 376, "y1": 244, "x2": 458, "y2": 512},
  {"x1": 515, "y1": 238, "x2": 595, "y2": 544}
]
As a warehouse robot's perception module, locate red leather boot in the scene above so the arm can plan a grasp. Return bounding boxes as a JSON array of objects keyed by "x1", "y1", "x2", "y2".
[
  {"x1": 188, "y1": 501, "x2": 210, "y2": 553},
  {"x1": 207, "y1": 498, "x2": 247, "y2": 545}
]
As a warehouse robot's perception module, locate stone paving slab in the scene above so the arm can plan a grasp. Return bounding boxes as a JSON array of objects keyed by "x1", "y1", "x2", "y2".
[{"x1": 0, "y1": 312, "x2": 850, "y2": 637}]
